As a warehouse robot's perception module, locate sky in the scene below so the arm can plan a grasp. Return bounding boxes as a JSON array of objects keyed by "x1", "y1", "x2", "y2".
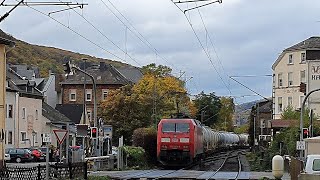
[{"x1": 1, "y1": 0, "x2": 320, "y2": 104}]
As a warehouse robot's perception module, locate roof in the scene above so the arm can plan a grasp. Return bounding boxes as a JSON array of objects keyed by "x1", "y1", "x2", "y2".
[
  {"x1": 0, "y1": 37, "x2": 14, "y2": 46},
  {"x1": 272, "y1": 37, "x2": 320, "y2": 69},
  {"x1": 10, "y1": 65, "x2": 40, "y2": 79},
  {"x1": 256, "y1": 100, "x2": 272, "y2": 113},
  {"x1": 55, "y1": 104, "x2": 84, "y2": 124},
  {"x1": 271, "y1": 120, "x2": 298, "y2": 128},
  {"x1": 42, "y1": 102, "x2": 71, "y2": 123},
  {"x1": 6, "y1": 66, "x2": 43, "y2": 96},
  {"x1": 285, "y1": 37, "x2": 320, "y2": 52},
  {"x1": 61, "y1": 62, "x2": 141, "y2": 85},
  {"x1": 116, "y1": 66, "x2": 143, "y2": 84}
]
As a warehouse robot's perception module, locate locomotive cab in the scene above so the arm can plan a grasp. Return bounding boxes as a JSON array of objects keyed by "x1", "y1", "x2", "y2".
[{"x1": 157, "y1": 119, "x2": 200, "y2": 166}]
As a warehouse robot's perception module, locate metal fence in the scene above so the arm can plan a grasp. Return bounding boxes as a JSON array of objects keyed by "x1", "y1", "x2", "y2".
[{"x1": 0, "y1": 162, "x2": 88, "y2": 180}]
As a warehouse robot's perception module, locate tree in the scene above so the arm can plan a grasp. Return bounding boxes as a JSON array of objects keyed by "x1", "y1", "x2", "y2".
[
  {"x1": 100, "y1": 85, "x2": 152, "y2": 145},
  {"x1": 215, "y1": 97, "x2": 235, "y2": 131},
  {"x1": 100, "y1": 64, "x2": 193, "y2": 144},
  {"x1": 281, "y1": 106, "x2": 317, "y2": 127},
  {"x1": 234, "y1": 124, "x2": 249, "y2": 134},
  {"x1": 141, "y1": 63, "x2": 172, "y2": 77},
  {"x1": 193, "y1": 91, "x2": 221, "y2": 127}
]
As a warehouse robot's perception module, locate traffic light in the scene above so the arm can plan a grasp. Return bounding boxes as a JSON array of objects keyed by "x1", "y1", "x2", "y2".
[
  {"x1": 303, "y1": 128, "x2": 309, "y2": 139},
  {"x1": 63, "y1": 61, "x2": 73, "y2": 75},
  {"x1": 300, "y1": 82, "x2": 306, "y2": 95},
  {"x1": 91, "y1": 127, "x2": 98, "y2": 138}
]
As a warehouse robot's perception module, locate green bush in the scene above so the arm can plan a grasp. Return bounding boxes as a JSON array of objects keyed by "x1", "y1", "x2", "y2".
[
  {"x1": 132, "y1": 128, "x2": 157, "y2": 165},
  {"x1": 121, "y1": 146, "x2": 147, "y2": 169}
]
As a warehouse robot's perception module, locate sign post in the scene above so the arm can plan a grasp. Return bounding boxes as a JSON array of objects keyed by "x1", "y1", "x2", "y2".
[
  {"x1": 296, "y1": 141, "x2": 306, "y2": 151},
  {"x1": 43, "y1": 133, "x2": 52, "y2": 180},
  {"x1": 53, "y1": 129, "x2": 68, "y2": 162}
]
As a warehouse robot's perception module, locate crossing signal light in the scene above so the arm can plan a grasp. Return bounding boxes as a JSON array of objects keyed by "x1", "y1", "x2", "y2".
[
  {"x1": 91, "y1": 127, "x2": 98, "y2": 138},
  {"x1": 303, "y1": 128, "x2": 309, "y2": 139},
  {"x1": 63, "y1": 61, "x2": 73, "y2": 75},
  {"x1": 300, "y1": 82, "x2": 306, "y2": 95}
]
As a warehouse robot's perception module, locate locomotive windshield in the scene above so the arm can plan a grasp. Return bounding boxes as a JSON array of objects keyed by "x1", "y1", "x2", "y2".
[{"x1": 162, "y1": 123, "x2": 189, "y2": 133}]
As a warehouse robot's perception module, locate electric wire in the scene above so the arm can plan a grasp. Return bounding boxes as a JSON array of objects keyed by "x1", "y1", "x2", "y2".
[
  {"x1": 58, "y1": 0, "x2": 142, "y2": 66},
  {"x1": 99, "y1": 0, "x2": 181, "y2": 71},
  {"x1": 171, "y1": 0, "x2": 232, "y2": 95},
  {"x1": 17, "y1": 0, "x2": 131, "y2": 64}
]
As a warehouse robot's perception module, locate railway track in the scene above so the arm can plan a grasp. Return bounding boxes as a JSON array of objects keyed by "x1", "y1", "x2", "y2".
[{"x1": 204, "y1": 150, "x2": 245, "y2": 180}]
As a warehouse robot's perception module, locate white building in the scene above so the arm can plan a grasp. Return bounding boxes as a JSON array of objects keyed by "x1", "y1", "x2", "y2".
[{"x1": 272, "y1": 36, "x2": 320, "y2": 119}]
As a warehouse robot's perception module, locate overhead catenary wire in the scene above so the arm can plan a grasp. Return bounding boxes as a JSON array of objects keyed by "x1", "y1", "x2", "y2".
[
  {"x1": 99, "y1": 0, "x2": 181, "y2": 71},
  {"x1": 170, "y1": 0, "x2": 232, "y2": 95},
  {"x1": 57, "y1": 0, "x2": 142, "y2": 66},
  {"x1": 17, "y1": 0, "x2": 131, "y2": 64},
  {"x1": 195, "y1": 5, "x2": 229, "y2": 84}
]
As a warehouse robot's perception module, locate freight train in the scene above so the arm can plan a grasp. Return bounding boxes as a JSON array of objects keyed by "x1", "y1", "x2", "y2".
[{"x1": 157, "y1": 118, "x2": 248, "y2": 166}]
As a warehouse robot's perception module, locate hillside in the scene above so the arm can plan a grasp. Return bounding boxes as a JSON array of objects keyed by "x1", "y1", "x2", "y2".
[{"x1": 0, "y1": 29, "x2": 131, "y2": 77}]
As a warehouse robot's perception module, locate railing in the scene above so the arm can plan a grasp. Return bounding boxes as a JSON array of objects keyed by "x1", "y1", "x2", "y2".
[
  {"x1": 85, "y1": 155, "x2": 116, "y2": 171},
  {"x1": 0, "y1": 162, "x2": 88, "y2": 180}
]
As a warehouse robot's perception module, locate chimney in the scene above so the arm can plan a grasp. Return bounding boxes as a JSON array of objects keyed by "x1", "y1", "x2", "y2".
[{"x1": 100, "y1": 62, "x2": 106, "y2": 71}]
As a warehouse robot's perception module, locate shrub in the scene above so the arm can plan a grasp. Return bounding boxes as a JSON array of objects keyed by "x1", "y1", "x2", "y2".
[{"x1": 132, "y1": 128, "x2": 157, "y2": 164}]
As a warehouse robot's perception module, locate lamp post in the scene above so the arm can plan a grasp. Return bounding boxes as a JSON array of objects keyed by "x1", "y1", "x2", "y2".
[
  {"x1": 64, "y1": 61, "x2": 98, "y2": 156},
  {"x1": 32, "y1": 130, "x2": 36, "y2": 147}
]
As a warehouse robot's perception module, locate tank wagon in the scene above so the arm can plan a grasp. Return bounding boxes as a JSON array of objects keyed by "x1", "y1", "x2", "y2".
[{"x1": 157, "y1": 118, "x2": 248, "y2": 166}]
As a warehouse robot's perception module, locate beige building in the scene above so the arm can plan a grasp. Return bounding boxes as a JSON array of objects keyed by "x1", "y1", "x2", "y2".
[{"x1": 272, "y1": 37, "x2": 320, "y2": 119}]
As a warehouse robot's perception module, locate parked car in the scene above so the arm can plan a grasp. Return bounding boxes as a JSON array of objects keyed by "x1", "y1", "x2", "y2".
[
  {"x1": 7, "y1": 148, "x2": 33, "y2": 163},
  {"x1": 4, "y1": 149, "x2": 10, "y2": 162},
  {"x1": 26, "y1": 147, "x2": 45, "y2": 162}
]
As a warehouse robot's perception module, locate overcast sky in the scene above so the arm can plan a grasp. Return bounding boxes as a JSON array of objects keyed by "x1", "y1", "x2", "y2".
[{"x1": 1, "y1": 0, "x2": 320, "y2": 104}]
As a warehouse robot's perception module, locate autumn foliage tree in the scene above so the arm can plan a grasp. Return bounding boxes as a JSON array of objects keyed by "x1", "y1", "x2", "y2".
[{"x1": 100, "y1": 63, "x2": 194, "y2": 144}]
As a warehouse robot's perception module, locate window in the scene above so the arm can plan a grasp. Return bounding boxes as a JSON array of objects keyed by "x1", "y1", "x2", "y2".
[
  {"x1": 260, "y1": 119, "x2": 265, "y2": 128},
  {"x1": 86, "y1": 89, "x2": 92, "y2": 102},
  {"x1": 22, "y1": 108, "x2": 26, "y2": 119},
  {"x1": 8, "y1": 131, "x2": 12, "y2": 144},
  {"x1": 288, "y1": 54, "x2": 293, "y2": 64},
  {"x1": 288, "y1": 72, "x2": 293, "y2": 86},
  {"x1": 278, "y1": 97, "x2": 283, "y2": 112},
  {"x1": 87, "y1": 110, "x2": 92, "y2": 122},
  {"x1": 7, "y1": 104, "x2": 13, "y2": 118},
  {"x1": 288, "y1": 97, "x2": 293, "y2": 106},
  {"x1": 273, "y1": 74, "x2": 276, "y2": 85},
  {"x1": 278, "y1": 73, "x2": 283, "y2": 87},
  {"x1": 69, "y1": 89, "x2": 76, "y2": 101},
  {"x1": 313, "y1": 159, "x2": 320, "y2": 171},
  {"x1": 102, "y1": 90, "x2": 108, "y2": 100},
  {"x1": 301, "y1": 70, "x2": 306, "y2": 83},
  {"x1": 162, "y1": 123, "x2": 190, "y2": 133},
  {"x1": 35, "y1": 110, "x2": 38, "y2": 120},
  {"x1": 301, "y1": 52, "x2": 306, "y2": 63},
  {"x1": 21, "y1": 132, "x2": 26, "y2": 141}
]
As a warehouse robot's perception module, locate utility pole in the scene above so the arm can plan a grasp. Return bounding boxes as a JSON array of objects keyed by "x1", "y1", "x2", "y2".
[
  {"x1": 300, "y1": 88, "x2": 320, "y2": 159},
  {"x1": 64, "y1": 61, "x2": 98, "y2": 156}
]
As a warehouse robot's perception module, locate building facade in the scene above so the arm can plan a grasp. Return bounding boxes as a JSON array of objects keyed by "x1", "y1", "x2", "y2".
[
  {"x1": 272, "y1": 37, "x2": 320, "y2": 119},
  {"x1": 59, "y1": 62, "x2": 143, "y2": 125}
]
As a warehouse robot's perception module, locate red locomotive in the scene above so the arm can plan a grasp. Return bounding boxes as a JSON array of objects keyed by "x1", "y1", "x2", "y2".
[{"x1": 157, "y1": 118, "x2": 248, "y2": 166}]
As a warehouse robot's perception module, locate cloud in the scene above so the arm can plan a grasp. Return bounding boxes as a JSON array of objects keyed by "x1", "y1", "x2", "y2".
[{"x1": 1, "y1": 0, "x2": 320, "y2": 103}]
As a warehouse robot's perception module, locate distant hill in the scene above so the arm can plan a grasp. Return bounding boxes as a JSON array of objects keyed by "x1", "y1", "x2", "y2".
[
  {"x1": 234, "y1": 100, "x2": 259, "y2": 126},
  {"x1": 0, "y1": 29, "x2": 131, "y2": 77},
  {"x1": 235, "y1": 100, "x2": 259, "y2": 113}
]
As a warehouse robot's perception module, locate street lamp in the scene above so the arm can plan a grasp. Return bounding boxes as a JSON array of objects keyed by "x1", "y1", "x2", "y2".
[
  {"x1": 32, "y1": 130, "x2": 36, "y2": 147},
  {"x1": 64, "y1": 61, "x2": 98, "y2": 156}
]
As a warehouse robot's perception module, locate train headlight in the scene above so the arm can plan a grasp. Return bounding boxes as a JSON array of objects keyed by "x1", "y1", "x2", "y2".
[
  {"x1": 180, "y1": 138, "x2": 189, "y2": 143},
  {"x1": 161, "y1": 138, "x2": 170, "y2": 142}
]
